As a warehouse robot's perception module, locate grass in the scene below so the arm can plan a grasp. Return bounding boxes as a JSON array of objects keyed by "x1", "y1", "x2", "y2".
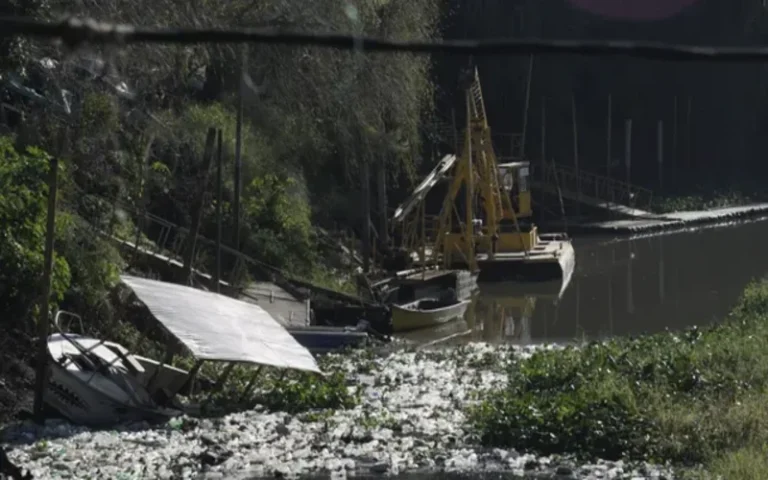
[{"x1": 468, "y1": 279, "x2": 768, "y2": 475}]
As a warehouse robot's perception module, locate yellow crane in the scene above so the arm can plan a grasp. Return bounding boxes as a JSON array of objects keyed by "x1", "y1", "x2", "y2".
[{"x1": 393, "y1": 68, "x2": 575, "y2": 283}]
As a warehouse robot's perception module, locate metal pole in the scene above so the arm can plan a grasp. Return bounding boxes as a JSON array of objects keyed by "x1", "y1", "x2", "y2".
[
  {"x1": 34, "y1": 154, "x2": 59, "y2": 422},
  {"x1": 215, "y1": 128, "x2": 223, "y2": 293}
]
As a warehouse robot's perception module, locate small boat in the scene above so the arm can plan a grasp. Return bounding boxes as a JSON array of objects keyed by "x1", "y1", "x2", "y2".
[
  {"x1": 391, "y1": 298, "x2": 470, "y2": 333},
  {"x1": 45, "y1": 330, "x2": 183, "y2": 427},
  {"x1": 287, "y1": 325, "x2": 371, "y2": 354}
]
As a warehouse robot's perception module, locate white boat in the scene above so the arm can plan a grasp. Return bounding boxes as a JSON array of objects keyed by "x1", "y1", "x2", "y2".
[
  {"x1": 44, "y1": 317, "x2": 182, "y2": 426},
  {"x1": 41, "y1": 276, "x2": 324, "y2": 427}
]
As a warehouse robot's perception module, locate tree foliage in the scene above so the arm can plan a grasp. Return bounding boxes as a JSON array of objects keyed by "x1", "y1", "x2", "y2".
[
  {"x1": 0, "y1": 136, "x2": 123, "y2": 326},
  {"x1": 23, "y1": 0, "x2": 443, "y2": 278},
  {"x1": 0, "y1": 137, "x2": 69, "y2": 322}
]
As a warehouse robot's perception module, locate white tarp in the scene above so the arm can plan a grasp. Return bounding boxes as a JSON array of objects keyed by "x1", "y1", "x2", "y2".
[{"x1": 120, "y1": 275, "x2": 320, "y2": 374}]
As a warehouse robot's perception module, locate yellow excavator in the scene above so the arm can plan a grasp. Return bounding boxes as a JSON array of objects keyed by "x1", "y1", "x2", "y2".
[{"x1": 392, "y1": 68, "x2": 574, "y2": 282}]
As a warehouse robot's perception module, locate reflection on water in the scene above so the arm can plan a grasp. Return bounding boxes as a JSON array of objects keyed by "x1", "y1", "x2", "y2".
[{"x1": 418, "y1": 220, "x2": 768, "y2": 345}]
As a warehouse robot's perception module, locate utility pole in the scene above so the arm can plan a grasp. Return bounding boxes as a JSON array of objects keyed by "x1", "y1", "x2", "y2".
[
  {"x1": 233, "y1": 45, "x2": 247, "y2": 252},
  {"x1": 214, "y1": 129, "x2": 223, "y2": 293},
  {"x1": 34, "y1": 131, "x2": 65, "y2": 422}
]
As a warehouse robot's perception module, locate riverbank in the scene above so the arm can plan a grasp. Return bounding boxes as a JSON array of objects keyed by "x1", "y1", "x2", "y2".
[
  {"x1": 470, "y1": 279, "x2": 768, "y2": 480},
  {"x1": 1, "y1": 343, "x2": 669, "y2": 480},
  {"x1": 4, "y1": 281, "x2": 768, "y2": 479},
  {"x1": 569, "y1": 203, "x2": 768, "y2": 235}
]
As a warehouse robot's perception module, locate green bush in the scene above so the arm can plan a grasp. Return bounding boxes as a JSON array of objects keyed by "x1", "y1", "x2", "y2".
[
  {"x1": 468, "y1": 280, "x2": 768, "y2": 468},
  {"x1": 0, "y1": 135, "x2": 124, "y2": 328},
  {"x1": 0, "y1": 137, "x2": 71, "y2": 324}
]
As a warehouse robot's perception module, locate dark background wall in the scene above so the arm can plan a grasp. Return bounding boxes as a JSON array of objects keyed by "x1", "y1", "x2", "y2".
[{"x1": 432, "y1": 0, "x2": 768, "y2": 192}]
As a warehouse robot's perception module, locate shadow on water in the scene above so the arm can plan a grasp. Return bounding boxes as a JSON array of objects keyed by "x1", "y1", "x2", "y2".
[{"x1": 414, "y1": 219, "x2": 768, "y2": 345}]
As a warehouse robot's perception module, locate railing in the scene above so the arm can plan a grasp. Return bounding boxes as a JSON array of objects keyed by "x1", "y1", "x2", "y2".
[
  {"x1": 100, "y1": 197, "x2": 307, "y2": 298},
  {"x1": 531, "y1": 162, "x2": 654, "y2": 213}
]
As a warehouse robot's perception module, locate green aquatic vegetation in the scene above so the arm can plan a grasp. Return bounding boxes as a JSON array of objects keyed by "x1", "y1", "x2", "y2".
[{"x1": 468, "y1": 279, "x2": 768, "y2": 472}]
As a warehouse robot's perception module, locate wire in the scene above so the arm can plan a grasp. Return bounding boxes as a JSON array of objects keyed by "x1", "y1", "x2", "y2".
[{"x1": 4, "y1": 15, "x2": 768, "y2": 62}]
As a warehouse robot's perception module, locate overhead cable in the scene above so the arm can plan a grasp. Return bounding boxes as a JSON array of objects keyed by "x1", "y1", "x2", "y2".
[{"x1": 2, "y1": 16, "x2": 768, "y2": 62}]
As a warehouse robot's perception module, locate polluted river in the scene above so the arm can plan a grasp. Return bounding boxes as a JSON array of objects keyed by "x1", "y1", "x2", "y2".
[
  {"x1": 423, "y1": 217, "x2": 768, "y2": 346},
  {"x1": 4, "y1": 220, "x2": 767, "y2": 480}
]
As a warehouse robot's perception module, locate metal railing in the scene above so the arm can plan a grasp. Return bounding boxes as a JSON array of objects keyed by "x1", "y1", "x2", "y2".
[{"x1": 531, "y1": 162, "x2": 654, "y2": 213}]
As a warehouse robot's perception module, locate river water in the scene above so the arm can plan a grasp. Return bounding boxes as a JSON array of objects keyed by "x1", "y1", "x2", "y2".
[{"x1": 415, "y1": 219, "x2": 768, "y2": 345}]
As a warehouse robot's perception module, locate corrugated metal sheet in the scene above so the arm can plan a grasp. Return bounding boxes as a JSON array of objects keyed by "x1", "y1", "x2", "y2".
[{"x1": 121, "y1": 275, "x2": 320, "y2": 374}]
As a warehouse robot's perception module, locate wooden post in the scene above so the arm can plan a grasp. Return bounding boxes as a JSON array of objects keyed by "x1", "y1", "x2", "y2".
[
  {"x1": 520, "y1": 55, "x2": 534, "y2": 158},
  {"x1": 233, "y1": 46, "x2": 247, "y2": 251},
  {"x1": 606, "y1": 94, "x2": 612, "y2": 178},
  {"x1": 33, "y1": 152, "x2": 60, "y2": 422},
  {"x1": 181, "y1": 128, "x2": 217, "y2": 285},
  {"x1": 657, "y1": 120, "x2": 664, "y2": 190},
  {"x1": 214, "y1": 129, "x2": 223, "y2": 293},
  {"x1": 361, "y1": 159, "x2": 371, "y2": 273},
  {"x1": 624, "y1": 119, "x2": 632, "y2": 185},
  {"x1": 540, "y1": 97, "x2": 546, "y2": 182}
]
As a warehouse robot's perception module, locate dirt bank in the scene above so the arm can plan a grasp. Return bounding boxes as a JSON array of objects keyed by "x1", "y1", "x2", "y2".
[{"x1": 0, "y1": 328, "x2": 35, "y2": 426}]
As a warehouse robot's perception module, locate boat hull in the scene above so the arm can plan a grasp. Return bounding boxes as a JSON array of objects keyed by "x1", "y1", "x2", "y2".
[
  {"x1": 476, "y1": 237, "x2": 575, "y2": 283},
  {"x1": 44, "y1": 362, "x2": 176, "y2": 426},
  {"x1": 391, "y1": 299, "x2": 470, "y2": 333},
  {"x1": 44, "y1": 333, "x2": 181, "y2": 426},
  {"x1": 288, "y1": 327, "x2": 370, "y2": 354}
]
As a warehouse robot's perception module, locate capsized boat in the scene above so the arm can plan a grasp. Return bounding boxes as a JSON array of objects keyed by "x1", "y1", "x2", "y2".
[
  {"x1": 42, "y1": 276, "x2": 325, "y2": 427},
  {"x1": 391, "y1": 297, "x2": 470, "y2": 333},
  {"x1": 44, "y1": 313, "x2": 183, "y2": 426}
]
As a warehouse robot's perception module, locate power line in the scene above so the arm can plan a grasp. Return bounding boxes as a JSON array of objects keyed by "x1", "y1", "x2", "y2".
[{"x1": 4, "y1": 15, "x2": 768, "y2": 62}]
